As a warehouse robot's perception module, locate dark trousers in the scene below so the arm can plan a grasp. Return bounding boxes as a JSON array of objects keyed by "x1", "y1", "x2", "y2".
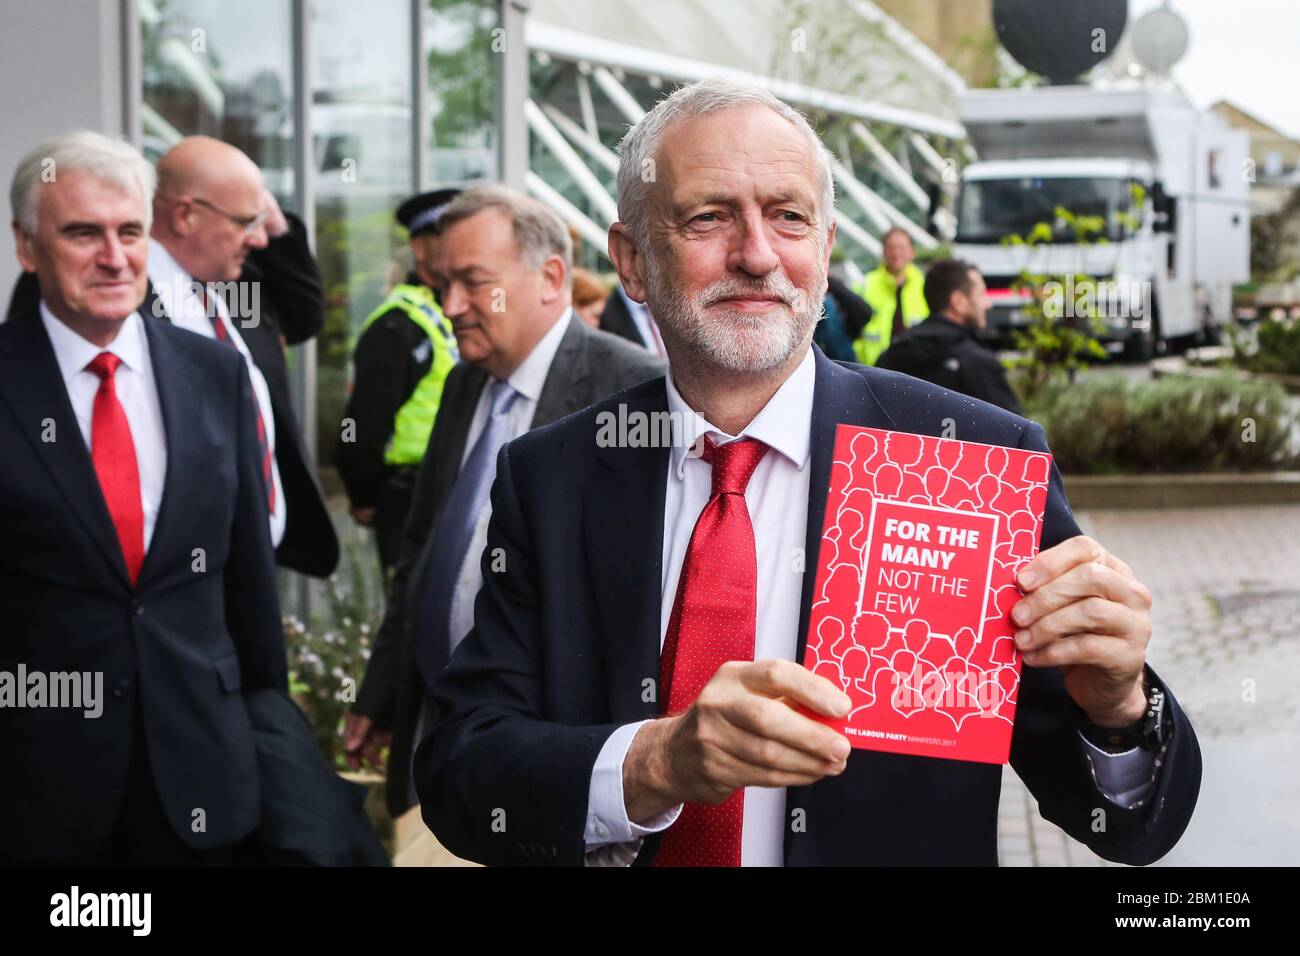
[
  {"x1": 374, "y1": 469, "x2": 417, "y2": 574},
  {"x1": 2, "y1": 701, "x2": 235, "y2": 867}
]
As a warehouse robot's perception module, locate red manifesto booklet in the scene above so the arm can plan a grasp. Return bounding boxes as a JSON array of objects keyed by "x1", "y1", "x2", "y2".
[{"x1": 801, "y1": 425, "x2": 1052, "y2": 764}]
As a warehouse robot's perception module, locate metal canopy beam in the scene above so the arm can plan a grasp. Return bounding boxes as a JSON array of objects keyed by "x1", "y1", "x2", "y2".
[
  {"x1": 527, "y1": 21, "x2": 964, "y2": 139},
  {"x1": 542, "y1": 102, "x2": 619, "y2": 175},
  {"x1": 526, "y1": 171, "x2": 611, "y2": 259},
  {"x1": 850, "y1": 120, "x2": 931, "y2": 212},
  {"x1": 833, "y1": 209, "x2": 883, "y2": 259},
  {"x1": 524, "y1": 98, "x2": 620, "y2": 225},
  {"x1": 576, "y1": 66, "x2": 599, "y2": 138},
  {"x1": 591, "y1": 65, "x2": 646, "y2": 123},
  {"x1": 868, "y1": 184, "x2": 938, "y2": 249},
  {"x1": 828, "y1": 154, "x2": 891, "y2": 233},
  {"x1": 907, "y1": 130, "x2": 954, "y2": 187}
]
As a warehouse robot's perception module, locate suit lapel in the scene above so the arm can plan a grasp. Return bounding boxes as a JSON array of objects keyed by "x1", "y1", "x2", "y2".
[
  {"x1": 0, "y1": 307, "x2": 132, "y2": 588},
  {"x1": 794, "y1": 349, "x2": 899, "y2": 663},
  {"x1": 133, "y1": 317, "x2": 202, "y2": 588},
  {"x1": 531, "y1": 316, "x2": 591, "y2": 428},
  {"x1": 141, "y1": 280, "x2": 168, "y2": 323},
  {"x1": 588, "y1": 380, "x2": 669, "y2": 724}
]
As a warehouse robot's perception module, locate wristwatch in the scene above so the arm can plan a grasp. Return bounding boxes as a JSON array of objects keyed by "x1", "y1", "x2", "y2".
[{"x1": 1075, "y1": 670, "x2": 1171, "y2": 754}]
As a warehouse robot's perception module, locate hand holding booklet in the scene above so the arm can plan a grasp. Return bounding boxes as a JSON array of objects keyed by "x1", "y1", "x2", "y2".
[{"x1": 801, "y1": 425, "x2": 1053, "y2": 764}]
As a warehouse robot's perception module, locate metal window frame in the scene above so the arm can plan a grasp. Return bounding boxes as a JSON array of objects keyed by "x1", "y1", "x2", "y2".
[
  {"x1": 120, "y1": 0, "x2": 142, "y2": 143},
  {"x1": 498, "y1": 0, "x2": 530, "y2": 188},
  {"x1": 412, "y1": 0, "x2": 428, "y2": 192}
]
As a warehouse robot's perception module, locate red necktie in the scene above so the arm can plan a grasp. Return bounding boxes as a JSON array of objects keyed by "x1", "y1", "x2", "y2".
[
  {"x1": 200, "y1": 285, "x2": 275, "y2": 514},
  {"x1": 86, "y1": 353, "x2": 146, "y2": 584},
  {"x1": 654, "y1": 436, "x2": 769, "y2": 867}
]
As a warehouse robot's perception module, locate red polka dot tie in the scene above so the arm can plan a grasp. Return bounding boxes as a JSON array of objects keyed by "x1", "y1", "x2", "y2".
[
  {"x1": 86, "y1": 353, "x2": 146, "y2": 584},
  {"x1": 654, "y1": 436, "x2": 769, "y2": 867}
]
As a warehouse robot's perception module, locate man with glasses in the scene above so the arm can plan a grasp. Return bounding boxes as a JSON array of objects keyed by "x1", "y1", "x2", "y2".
[{"x1": 144, "y1": 136, "x2": 338, "y2": 576}]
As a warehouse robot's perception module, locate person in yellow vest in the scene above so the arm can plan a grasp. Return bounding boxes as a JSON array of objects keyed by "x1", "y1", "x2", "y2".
[
  {"x1": 336, "y1": 189, "x2": 460, "y2": 573},
  {"x1": 852, "y1": 226, "x2": 929, "y2": 365}
]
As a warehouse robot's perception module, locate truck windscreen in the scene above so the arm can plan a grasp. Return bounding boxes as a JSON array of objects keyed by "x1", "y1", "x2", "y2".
[{"x1": 956, "y1": 177, "x2": 1137, "y2": 243}]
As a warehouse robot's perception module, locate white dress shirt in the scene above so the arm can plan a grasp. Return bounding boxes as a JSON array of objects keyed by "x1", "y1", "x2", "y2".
[
  {"x1": 584, "y1": 347, "x2": 1158, "y2": 866},
  {"x1": 41, "y1": 303, "x2": 168, "y2": 551},
  {"x1": 147, "y1": 240, "x2": 285, "y2": 546},
  {"x1": 446, "y1": 309, "x2": 573, "y2": 649}
]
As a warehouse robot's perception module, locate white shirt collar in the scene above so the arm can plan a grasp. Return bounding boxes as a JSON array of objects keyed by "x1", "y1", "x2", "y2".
[
  {"x1": 505, "y1": 307, "x2": 573, "y2": 403},
  {"x1": 147, "y1": 238, "x2": 217, "y2": 322},
  {"x1": 40, "y1": 300, "x2": 148, "y2": 386},
  {"x1": 147, "y1": 238, "x2": 184, "y2": 287},
  {"x1": 665, "y1": 346, "x2": 816, "y2": 480}
]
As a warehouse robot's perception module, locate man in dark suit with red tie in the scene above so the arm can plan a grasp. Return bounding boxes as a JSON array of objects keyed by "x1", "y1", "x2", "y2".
[
  {"x1": 0, "y1": 131, "x2": 285, "y2": 864},
  {"x1": 415, "y1": 80, "x2": 1202, "y2": 866}
]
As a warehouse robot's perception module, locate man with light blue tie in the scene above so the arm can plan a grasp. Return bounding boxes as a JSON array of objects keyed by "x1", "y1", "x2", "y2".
[{"x1": 343, "y1": 185, "x2": 663, "y2": 817}]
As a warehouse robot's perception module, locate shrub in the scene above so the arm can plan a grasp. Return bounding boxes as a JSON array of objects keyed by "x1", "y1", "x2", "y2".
[
  {"x1": 1024, "y1": 373, "x2": 1300, "y2": 474},
  {"x1": 1231, "y1": 317, "x2": 1300, "y2": 377},
  {"x1": 284, "y1": 536, "x2": 385, "y2": 768}
]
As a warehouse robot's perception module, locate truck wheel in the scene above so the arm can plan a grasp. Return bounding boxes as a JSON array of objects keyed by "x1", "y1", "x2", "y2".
[{"x1": 1123, "y1": 320, "x2": 1155, "y2": 363}]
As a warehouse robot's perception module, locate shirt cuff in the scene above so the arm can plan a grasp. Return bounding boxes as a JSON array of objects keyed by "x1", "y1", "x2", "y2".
[
  {"x1": 1078, "y1": 730, "x2": 1158, "y2": 809},
  {"x1": 585, "y1": 719, "x2": 682, "y2": 851}
]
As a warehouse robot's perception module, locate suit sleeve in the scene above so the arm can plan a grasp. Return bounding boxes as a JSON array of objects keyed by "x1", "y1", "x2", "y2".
[
  {"x1": 413, "y1": 443, "x2": 623, "y2": 866},
  {"x1": 1007, "y1": 421, "x2": 1201, "y2": 865},
  {"x1": 960, "y1": 348, "x2": 1023, "y2": 415},
  {"x1": 247, "y1": 212, "x2": 325, "y2": 345},
  {"x1": 352, "y1": 363, "x2": 461, "y2": 726},
  {"x1": 334, "y1": 311, "x2": 429, "y2": 510},
  {"x1": 225, "y1": 357, "x2": 288, "y2": 692}
]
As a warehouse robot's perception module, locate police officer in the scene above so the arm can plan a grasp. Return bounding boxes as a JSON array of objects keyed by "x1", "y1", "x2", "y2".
[
  {"x1": 852, "y1": 226, "x2": 929, "y2": 365},
  {"x1": 336, "y1": 189, "x2": 460, "y2": 573}
]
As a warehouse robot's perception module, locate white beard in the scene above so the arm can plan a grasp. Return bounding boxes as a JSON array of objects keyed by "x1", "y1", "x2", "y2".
[{"x1": 644, "y1": 248, "x2": 825, "y2": 374}]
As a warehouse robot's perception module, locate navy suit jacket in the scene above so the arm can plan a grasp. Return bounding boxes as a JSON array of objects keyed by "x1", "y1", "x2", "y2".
[
  {"x1": 415, "y1": 347, "x2": 1201, "y2": 866},
  {"x1": 0, "y1": 303, "x2": 286, "y2": 861}
]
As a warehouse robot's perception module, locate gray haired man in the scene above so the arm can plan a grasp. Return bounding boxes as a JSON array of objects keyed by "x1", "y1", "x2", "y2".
[
  {"x1": 344, "y1": 185, "x2": 664, "y2": 821},
  {"x1": 412, "y1": 79, "x2": 1200, "y2": 867},
  {"x1": 2, "y1": 130, "x2": 285, "y2": 864}
]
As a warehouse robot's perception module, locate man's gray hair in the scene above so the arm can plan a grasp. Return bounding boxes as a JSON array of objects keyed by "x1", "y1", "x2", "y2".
[
  {"x1": 615, "y1": 78, "x2": 836, "y2": 247},
  {"x1": 436, "y1": 184, "x2": 573, "y2": 280},
  {"x1": 10, "y1": 130, "x2": 156, "y2": 234}
]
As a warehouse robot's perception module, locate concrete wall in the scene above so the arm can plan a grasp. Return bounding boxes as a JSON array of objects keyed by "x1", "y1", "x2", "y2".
[{"x1": 0, "y1": 0, "x2": 130, "y2": 306}]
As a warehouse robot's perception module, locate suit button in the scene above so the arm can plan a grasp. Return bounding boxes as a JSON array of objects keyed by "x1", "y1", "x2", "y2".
[
  {"x1": 112, "y1": 678, "x2": 132, "y2": 699},
  {"x1": 131, "y1": 601, "x2": 144, "y2": 616}
]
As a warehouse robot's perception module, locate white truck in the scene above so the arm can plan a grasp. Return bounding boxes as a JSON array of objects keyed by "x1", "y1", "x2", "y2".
[{"x1": 951, "y1": 86, "x2": 1250, "y2": 359}]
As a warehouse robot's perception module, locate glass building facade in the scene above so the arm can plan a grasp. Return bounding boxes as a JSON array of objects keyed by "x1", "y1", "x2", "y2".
[{"x1": 136, "y1": 0, "x2": 505, "y2": 479}]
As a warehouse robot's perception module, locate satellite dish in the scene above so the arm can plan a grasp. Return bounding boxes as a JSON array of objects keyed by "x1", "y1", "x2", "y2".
[
  {"x1": 993, "y1": 0, "x2": 1130, "y2": 85},
  {"x1": 1131, "y1": 6, "x2": 1190, "y2": 75}
]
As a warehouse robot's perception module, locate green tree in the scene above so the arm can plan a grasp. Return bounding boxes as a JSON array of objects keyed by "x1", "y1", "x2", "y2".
[{"x1": 1002, "y1": 206, "x2": 1109, "y2": 403}]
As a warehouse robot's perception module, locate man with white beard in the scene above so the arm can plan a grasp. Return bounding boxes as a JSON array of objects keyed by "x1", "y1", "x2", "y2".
[{"x1": 414, "y1": 78, "x2": 1201, "y2": 867}]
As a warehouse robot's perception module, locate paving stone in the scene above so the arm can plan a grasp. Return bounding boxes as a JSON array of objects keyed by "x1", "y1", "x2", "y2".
[{"x1": 996, "y1": 505, "x2": 1300, "y2": 866}]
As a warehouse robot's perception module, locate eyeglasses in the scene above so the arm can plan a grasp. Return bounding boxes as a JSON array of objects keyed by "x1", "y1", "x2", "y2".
[{"x1": 191, "y1": 196, "x2": 269, "y2": 236}]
